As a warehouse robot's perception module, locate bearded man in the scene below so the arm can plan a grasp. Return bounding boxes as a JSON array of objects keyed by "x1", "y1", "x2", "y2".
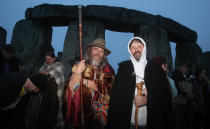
[
  {"x1": 65, "y1": 39, "x2": 115, "y2": 129},
  {"x1": 106, "y1": 37, "x2": 173, "y2": 129}
]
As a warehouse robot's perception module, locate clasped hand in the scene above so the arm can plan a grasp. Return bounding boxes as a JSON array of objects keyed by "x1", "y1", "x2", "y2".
[{"x1": 134, "y1": 89, "x2": 147, "y2": 107}]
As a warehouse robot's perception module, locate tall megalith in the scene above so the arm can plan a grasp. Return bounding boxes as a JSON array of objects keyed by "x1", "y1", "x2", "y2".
[
  {"x1": 62, "y1": 20, "x2": 105, "y2": 69},
  {"x1": 0, "y1": 26, "x2": 7, "y2": 48},
  {"x1": 135, "y1": 25, "x2": 173, "y2": 67},
  {"x1": 175, "y1": 42, "x2": 203, "y2": 72},
  {"x1": 11, "y1": 19, "x2": 53, "y2": 72},
  {"x1": 203, "y1": 51, "x2": 210, "y2": 79}
]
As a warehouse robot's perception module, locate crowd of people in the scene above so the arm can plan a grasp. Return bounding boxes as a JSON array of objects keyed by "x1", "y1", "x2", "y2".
[{"x1": 0, "y1": 37, "x2": 210, "y2": 129}]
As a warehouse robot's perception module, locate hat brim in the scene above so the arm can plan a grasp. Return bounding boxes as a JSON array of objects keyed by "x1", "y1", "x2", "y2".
[{"x1": 86, "y1": 44, "x2": 111, "y2": 55}]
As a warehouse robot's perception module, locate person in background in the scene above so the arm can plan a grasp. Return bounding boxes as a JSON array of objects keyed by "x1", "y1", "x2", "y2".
[
  {"x1": 0, "y1": 44, "x2": 22, "y2": 73},
  {"x1": 194, "y1": 66, "x2": 210, "y2": 129},
  {"x1": 39, "y1": 51, "x2": 65, "y2": 129},
  {"x1": 152, "y1": 56, "x2": 177, "y2": 106},
  {"x1": 172, "y1": 62, "x2": 197, "y2": 129}
]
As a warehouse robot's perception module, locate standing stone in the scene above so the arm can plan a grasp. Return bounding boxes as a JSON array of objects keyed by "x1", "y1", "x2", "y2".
[
  {"x1": 11, "y1": 19, "x2": 53, "y2": 72},
  {"x1": 175, "y1": 42, "x2": 203, "y2": 73},
  {"x1": 25, "y1": 4, "x2": 197, "y2": 43},
  {"x1": 203, "y1": 51, "x2": 210, "y2": 79},
  {"x1": 62, "y1": 20, "x2": 105, "y2": 69},
  {"x1": 0, "y1": 26, "x2": 7, "y2": 48},
  {"x1": 57, "y1": 52, "x2": 63, "y2": 61},
  {"x1": 134, "y1": 25, "x2": 173, "y2": 67}
]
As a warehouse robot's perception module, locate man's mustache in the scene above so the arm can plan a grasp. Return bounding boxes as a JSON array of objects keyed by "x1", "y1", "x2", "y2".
[
  {"x1": 93, "y1": 54, "x2": 102, "y2": 58},
  {"x1": 134, "y1": 51, "x2": 141, "y2": 55}
]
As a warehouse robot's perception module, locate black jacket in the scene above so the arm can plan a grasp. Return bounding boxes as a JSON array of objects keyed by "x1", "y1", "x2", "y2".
[{"x1": 106, "y1": 60, "x2": 173, "y2": 129}]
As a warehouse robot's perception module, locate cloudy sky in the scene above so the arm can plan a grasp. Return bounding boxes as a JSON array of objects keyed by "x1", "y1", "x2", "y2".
[{"x1": 0, "y1": 0, "x2": 209, "y2": 71}]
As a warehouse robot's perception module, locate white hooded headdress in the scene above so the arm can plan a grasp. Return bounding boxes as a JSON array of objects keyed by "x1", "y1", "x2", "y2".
[{"x1": 128, "y1": 37, "x2": 147, "y2": 82}]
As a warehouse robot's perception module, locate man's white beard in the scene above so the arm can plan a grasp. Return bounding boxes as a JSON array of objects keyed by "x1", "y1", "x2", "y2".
[{"x1": 90, "y1": 59, "x2": 101, "y2": 67}]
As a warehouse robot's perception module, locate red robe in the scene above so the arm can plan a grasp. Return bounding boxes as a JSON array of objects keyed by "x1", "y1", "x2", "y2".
[{"x1": 66, "y1": 63, "x2": 115, "y2": 129}]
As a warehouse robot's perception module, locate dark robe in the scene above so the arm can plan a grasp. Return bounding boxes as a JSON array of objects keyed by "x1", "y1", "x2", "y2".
[
  {"x1": 0, "y1": 73, "x2": 59, "y2": 129},
  {"x1": 25, "y1": 77, "x2": 59, "y2": 129},
  {"x1": 106, "y1": 60, "x2": 173, "y2": 129},
  {"x1": 0, "y1": 72, "x2": 26, "y2": 108},
  {"x1": 0, "y1": 72, "x2": 27, "y2": 129}
]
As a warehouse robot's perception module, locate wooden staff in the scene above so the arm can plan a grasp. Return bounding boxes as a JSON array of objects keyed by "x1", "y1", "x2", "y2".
[
  {"x1": 135, "y1": 81, "x2": 144, "y2": 129},
  {"x1": 78, "y1": 5, "x2": 85, "y2": 129}
]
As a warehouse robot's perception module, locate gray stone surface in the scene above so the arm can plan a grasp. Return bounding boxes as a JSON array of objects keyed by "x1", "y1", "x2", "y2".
[
  {"x1": 203, "y1": 51, "x2": 210, "y2": 79},
  {"x1": 62, "y1": 20, "x2": 105, "y2": 69},
  {"x1": 8, "y1": 4, "x2": 200, "y2": 74},
  {"x1": 11, "y1": 19, "x2": 53, "y2": 72},
  {"x1": 57, "y1": 52, "x2": 63, "y2": 61},
  {"x1": 0, "y1": 26, "x2": 7, "y2": 48},
  {"x1": 175, "y1": 42, "x2": 203, "y2": 73},
  {"x1": 25, "y1": 4, "x2": 197, "y2": 43},
  {"x1": 135, "y1": 25, "x2": 173, "y2": 68}
]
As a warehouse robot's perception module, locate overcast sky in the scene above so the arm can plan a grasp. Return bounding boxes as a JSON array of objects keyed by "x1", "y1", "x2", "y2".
[{"x1": 0, "y1": 0, "x2": 209, "y2": 71}]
